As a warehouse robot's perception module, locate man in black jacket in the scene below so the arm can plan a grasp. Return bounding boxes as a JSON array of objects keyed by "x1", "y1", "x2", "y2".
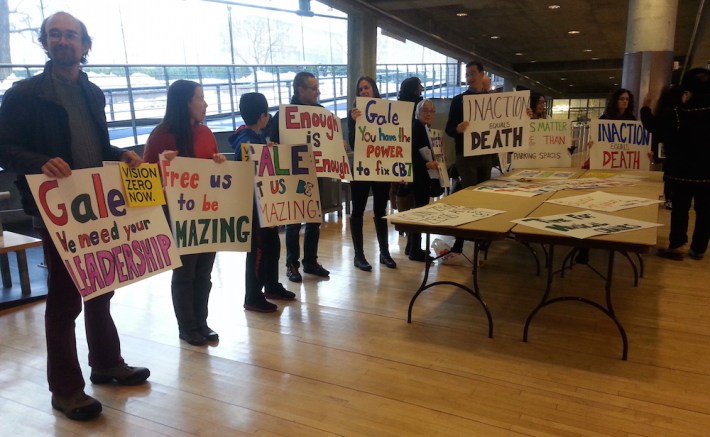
[
  {"x1": 265, "y1": 71, "x2": 330, "y2": 282},
  {"x1": 0, "y1": 12, "x2": 149, "y2": 421}
]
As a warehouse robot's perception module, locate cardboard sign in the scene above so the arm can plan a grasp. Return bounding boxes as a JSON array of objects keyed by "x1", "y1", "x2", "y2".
[
  {"x1": 512, "y1": 119, "x2": 572, "y2": 168},
  {"x1": 160, "y1": 156, "x2": 253, "y2": 255},
  {"x1": 119, "y1": 163, "x2": 166, "y2": 206},
  {"x1": 248, "y1": 143, "x2": 322, "y2": 227},
  {"x1": 278, "y1": 104, "x2": 352, "y2": 180},
  {"x1": 353, "y1": 97, "x2": 414, "y2": 182},
  {"x1": 589, "y1": 120, "x2": 651, "y2": 170},
  {"x1": 27, "y1": 166, "x2": 181, "y2": 300},
  {"x1": 463, "y1": 90, "x2": 531, "y2": 157},
  {"x1": 430, "y1": 128, "x2": 450, "y2": 188}
]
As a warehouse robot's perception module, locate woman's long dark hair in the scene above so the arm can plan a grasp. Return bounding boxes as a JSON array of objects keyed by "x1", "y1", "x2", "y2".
[
  {"x1": 161, "y1": 80, "x2": 200, "y2": 157},
  {"x1": 603, "y1": 88, "x2": 635, "y2": 119},
  {"x1": 354, "y1": 75, "x2": 381, "y2": 99}
]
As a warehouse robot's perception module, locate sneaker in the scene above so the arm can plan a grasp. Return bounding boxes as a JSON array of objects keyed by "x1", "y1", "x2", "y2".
[
  {"x1": 688, "y1": 249, "x2": 705, "y2": 260},
  {"x1": 264, "y1": 283, "x2": 296, "y2": 300},
  {"x1": 198, "y1": 326, "x2": 219, "y2": 342},
  {"x1": 90, "y1": 363, "x2": 150, "y2": 385},
  {"x1": 51, "y1": 391, "x2": 102, "y2": 421},
  {"x1": 303, "y1": 262, "x2": 330, "y2": 277},
  {"x1": 286, "y1": 263, "x2": 302, "y2": 282},
  {"x1": 244, "y1": 299, "x2": 278, "y2": 313},
  {"x1": 656, "y1": 246, "x2": 685, "y2": 261}
]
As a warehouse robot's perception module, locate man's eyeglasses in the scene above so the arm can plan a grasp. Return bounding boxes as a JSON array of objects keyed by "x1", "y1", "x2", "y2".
[{"x1": 47, "y1": 29, "x2": 80, "y2": 42}]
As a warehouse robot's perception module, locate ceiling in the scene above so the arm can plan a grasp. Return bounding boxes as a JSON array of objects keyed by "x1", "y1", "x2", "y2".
[{"x1": 320, "y1": 0, "x2": 710, "y2": 97}]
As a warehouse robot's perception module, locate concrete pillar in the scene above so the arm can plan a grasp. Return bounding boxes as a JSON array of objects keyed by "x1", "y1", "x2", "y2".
[
  {"x1": 622, "y1": 0, "x2": 678, "y2": 114},
  {"x1": 347, "y1": 11, "x2": 377, "y2": 106}
]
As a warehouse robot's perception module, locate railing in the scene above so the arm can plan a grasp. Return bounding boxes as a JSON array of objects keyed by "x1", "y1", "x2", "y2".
[{"x1": 0, "y1": 62, "x2": 462, "y2": 147}]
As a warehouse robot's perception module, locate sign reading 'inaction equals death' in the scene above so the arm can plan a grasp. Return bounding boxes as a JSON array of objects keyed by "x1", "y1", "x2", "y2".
[{"x1": 463, "y1": 90, "x2": 531, "y2": 157}]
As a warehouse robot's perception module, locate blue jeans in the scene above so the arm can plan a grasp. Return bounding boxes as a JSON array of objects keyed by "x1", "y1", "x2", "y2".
[{"x1": 285, "y1": 222, "x2": 320, "y2": 266}]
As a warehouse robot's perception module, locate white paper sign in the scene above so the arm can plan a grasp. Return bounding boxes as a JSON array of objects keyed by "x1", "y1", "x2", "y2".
[
  {"x1": 278, "y1": 104, "x2": 352, "y2": 180},
  {"x1": 160, "y1": 156, "x2": 253, "y2": 255},
  {"x1": 513, "y1": 210, "x2": 661, "y2": 239},
  {"x1": 545, "y1": 191, "x2": 661, "y2": 212},
  {"x1": 353, "y1": 97, "x2": 414, "y2": 182},
  {"x1": 512, "y1": 119, "x2": 572, "y2": 168},
  {"x1": 387, "y1": 202, "x2": 504, "y2": 227},
  {"x1": 589, "y1": 120, "x2": 652, "y2": 170},
  {"x1": 248, "y1": 143, "x2": 322, "y2": 227},
  {"x1": 27, "y1": 166, "x2": 181, "y2": 300},
  {"x1": 463, "y1": 90, "x2": 531, "y2": 157}
]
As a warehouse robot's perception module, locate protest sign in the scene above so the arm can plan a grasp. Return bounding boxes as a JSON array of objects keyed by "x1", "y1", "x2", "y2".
[
  {"x1": 430, "y1": 128, "x2": 450, "y2": 188},
  {"x1": 511, "y1": 119, "x2": 572, "y2": 168},
  {"x1": 512, "y1": 210, "x2": 661, "y2": 239},
  {"x1": 160, "y1": 156, "x2": 253, "y2": 255},
  {"x1": 353, "y1": 97, "x2": 414, "y2": 182},
  {"x1": 27, "y1": 166, "x2": 181, "y2": 300},
  {"x1": 589, "y1": 120, "x2": 651, "y2": 170},
  {"x1": 463, "y1": 90, "x2": 530, "y2": 157},
  {"x1": 248, "y1": 143, "x2": 322, "y2": 227},
  {"x1": 278, "y1": 104, "x2": 352, "y2": 180},
  {"x1": 119, "y1": 163, "x2": 165, "y2": 206}
]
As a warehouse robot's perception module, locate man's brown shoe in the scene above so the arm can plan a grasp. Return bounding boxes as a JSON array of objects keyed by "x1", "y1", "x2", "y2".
[
  {"x1": 51, "y1": 391, "x2": 102, "y2": 421},
  {"x1": 90, "y1": 363, "x2": 150, "y2": 385}
]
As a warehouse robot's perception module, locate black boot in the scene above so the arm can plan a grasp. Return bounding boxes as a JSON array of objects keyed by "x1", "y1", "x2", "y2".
[
  {"x1": 351, "y1": 216, "x2": 372, "y2": 271},
  {"x1": 374, "y1": 217, "x2": 396, "y2": 268}
]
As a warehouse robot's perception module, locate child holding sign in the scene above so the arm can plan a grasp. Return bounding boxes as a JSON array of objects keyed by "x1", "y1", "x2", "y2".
[
  {"x1": 230, "y1": 93, "x2": 296, "y2": 312},
  {"x1": 144, "y1": 80, "x2": 227, "y2": 345}
]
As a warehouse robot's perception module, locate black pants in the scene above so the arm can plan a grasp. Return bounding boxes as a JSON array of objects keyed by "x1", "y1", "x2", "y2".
[{"x1": 667, "y1": 180, "x2": 710, "y2": 254}]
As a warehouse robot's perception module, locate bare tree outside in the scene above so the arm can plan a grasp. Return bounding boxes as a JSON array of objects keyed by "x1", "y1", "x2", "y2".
[
  {"x1": 234, "y1": 16, "x2": 285, "y2": 65},
  {"x1": 0, "y1": 0, "x2": 41, "y2": 80}
]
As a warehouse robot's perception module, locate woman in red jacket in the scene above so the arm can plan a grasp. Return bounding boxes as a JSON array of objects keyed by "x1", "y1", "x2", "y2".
[{"x1": 143, "y1": 80, "x2": 227, "y2": 346}]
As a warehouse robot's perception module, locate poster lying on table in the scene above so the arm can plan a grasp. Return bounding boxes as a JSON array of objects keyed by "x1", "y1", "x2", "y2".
[
  {"x1": 387, "y1": 202, "x2": 504, "y2": 227},
  {"x1": 545, "y1": 191, "x2": 661, "y2": 212},
  {"x1": 26, "y1": 166, "x2": 181, "y2": 300},
  {"x1": 353, "y1": 97, "x2": 414, "y2": 182},
  {"x1": 247, "y1": 142, "x2": 322, "y2": 227},
  {"x1": 278, "y1": 104, "x2": 352, "y2": 180},
  {"x1": 588, "y1": 120, "x2": 652, "y2": 170},
  {"x1": 511, "y1": 119, "x2": 572, "y2": 168},
  {"x1": 463, "y1": 90, "x2": 531, "y2": 157},
  {"x1": 160, "y1": 155, "x2": 253, "y2": 255},
  {"x1": 512, "y1": 210, "x2": 661, "y2": 239}
]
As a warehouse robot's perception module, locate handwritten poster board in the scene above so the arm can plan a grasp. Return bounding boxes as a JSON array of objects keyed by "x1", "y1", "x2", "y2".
[
  {"x1": 589, "y1": 120, "x2": 651, "y2": 170},
  {"x1": 430, "y1": 128, "x2": 450, "y2": 188},
  {"x1": 27, "y1": 166, "x2": 181, "y2": 300},
  {"x1": 278, "y1": 104, "x2": 352, "y2": 180},
  {"x1": 387, "y1": 202, "x2": 503, "y2": 227},
  {"x1": 512, "y1": 119, "x2": 572, "y2": 168},
  {"x1": 353, "y1": 97, "x2": 414, "y2": 182},
  {"x1": 160, "y1": 156, "x2": 253, "y2": 255},
  {"x1": 512, "y1": 210, "x2": 661, "y2": 239},
  {"x1": 248, "y1": 143, "x2": 322, "y2": 227},
  {"x1": 463, "y1": 90, "x2": 531, "y2": 157},
  {"x1": 119, "y1": 163, "x2": 166, "y2": 206}
]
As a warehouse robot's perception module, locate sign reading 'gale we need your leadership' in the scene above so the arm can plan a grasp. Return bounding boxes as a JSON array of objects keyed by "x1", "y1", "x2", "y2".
[
  {"x1": 278, "y1": 104, "x2": 352, "y2": 180},
  {"x1": 160, "y1": 155, "x2": 254, "y2": 255},
  {"x1": 27, "y1": 166, "x2": 181, "y2": 300},
  {"x1": 353, "y1": 97, "x2": 414, "y2": 182},
  {"x1": 463, "y1": 90, "x2": 531, "y2": 157},
  {"x1": 247, "y1": 142, "x2": 322, "y2": 227}
]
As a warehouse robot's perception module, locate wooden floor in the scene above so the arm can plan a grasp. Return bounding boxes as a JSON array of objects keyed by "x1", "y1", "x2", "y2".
[{"x1": 1, "y1": 205, "x2": 709, "y2": 436}]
